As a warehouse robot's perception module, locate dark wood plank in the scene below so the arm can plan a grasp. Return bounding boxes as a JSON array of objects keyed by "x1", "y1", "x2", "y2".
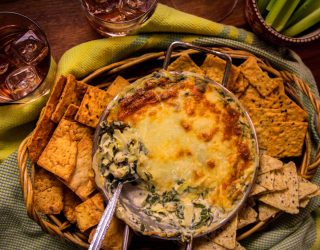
[{"x1": 1, "y1": 0, "x2": 319, "y2": 88}]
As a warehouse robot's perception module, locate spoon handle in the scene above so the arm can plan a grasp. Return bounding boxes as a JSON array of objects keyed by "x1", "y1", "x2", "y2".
[{"x1": 89, "y1": 182, "x2": 124, "y2": 250}]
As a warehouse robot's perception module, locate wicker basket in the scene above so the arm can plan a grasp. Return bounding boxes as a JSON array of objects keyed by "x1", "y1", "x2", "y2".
[{"x1": 18, "y1": 47, "x2": 320, "y2": 248}]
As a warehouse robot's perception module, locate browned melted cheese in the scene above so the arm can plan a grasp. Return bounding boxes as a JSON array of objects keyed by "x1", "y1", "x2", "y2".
[{"x1": 107, "y1": 71, "x2": 256, "y2": 211}]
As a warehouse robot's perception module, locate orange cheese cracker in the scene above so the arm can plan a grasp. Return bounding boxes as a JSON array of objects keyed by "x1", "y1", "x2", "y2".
[
  {"x1": 37, "y1": 116, "x2": 92, "y2": 182},
  {"x1": 168, "y1": 54, "x2": 204, "y2": 74},
  {"x1": 51, "y1": 74, "x2": 88, "y2": 123},
  {"x1": 27, "y1": 75, "x2": 67, "y2": 162}
]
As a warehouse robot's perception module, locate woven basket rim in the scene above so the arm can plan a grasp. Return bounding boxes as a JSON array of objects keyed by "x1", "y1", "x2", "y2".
[{"x1": 18, "y1": 46, "x2": 320, "y2": 248}]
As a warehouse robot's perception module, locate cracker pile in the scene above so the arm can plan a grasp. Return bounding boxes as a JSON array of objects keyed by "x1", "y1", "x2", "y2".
[
  {"x1": 27, "y1": 75, "x2": 129, "y2": 249},
  {"x1": 169, "y1": 54, "x2": 318, "y2": 249},
  {"x1": 26, "y1": 53, "x2": 317, "y2": 249},
  {"x1": 191, "y1": 154, "x2": 320, "y2": 250},
  {"x1": 170, "y1": 54, "x2": 308, "y2": 158}
]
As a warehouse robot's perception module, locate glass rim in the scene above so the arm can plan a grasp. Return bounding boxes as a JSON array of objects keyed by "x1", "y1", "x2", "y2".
[
  {"x1": 0, "y1": 11, "x2": 52, "y2": 104},
  {"x1": 80, "y1": 0, "x2": 158, "y2": 25}
]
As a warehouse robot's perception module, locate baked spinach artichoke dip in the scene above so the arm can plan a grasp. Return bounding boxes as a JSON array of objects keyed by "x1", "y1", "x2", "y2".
[{"x1": 94, "y1": 70, "x2": 258, "y2": 239}]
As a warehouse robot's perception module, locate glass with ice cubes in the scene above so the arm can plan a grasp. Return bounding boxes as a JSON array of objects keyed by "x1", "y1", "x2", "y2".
[
  {"x1": 0, "y1": 12, "x2": 52, "y2": 103},
  {"x1": 80, "y1": 0, "x2": 158, "y2": 37}
]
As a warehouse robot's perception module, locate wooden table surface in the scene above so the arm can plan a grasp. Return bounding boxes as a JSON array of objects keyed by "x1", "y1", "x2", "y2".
[{"x1": 1, "y1": 0, "x2": 320, "y2": 89}]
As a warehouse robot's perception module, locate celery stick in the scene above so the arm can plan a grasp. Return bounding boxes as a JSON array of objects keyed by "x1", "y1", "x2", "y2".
[
  {"x1": 286, "y1": 0, "x2": 320, "y2": 27},
  {"x1": 266, "y1": 0, "x2": 276, "y2": 11},
  {"x1": 283, "y1": 8, "x2": 320, "y2": 37},
  {"x1": 265, "y1": 0, "x2": 288, "y2": 26},
  {"x1": 273, "y1": 0, "x2": 301, "y2": 32},
  {"x1": 257, "y1": 0, "x2": 270, "y2": 17}
]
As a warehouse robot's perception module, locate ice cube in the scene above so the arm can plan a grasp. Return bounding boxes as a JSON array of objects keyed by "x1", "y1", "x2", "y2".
[
  {"x1": 125, "y1": 0, "x2": 148, "y2": 11},
  {"x1": 11, "y1": 30, "x2": 48, "y2": 65},
  {"x1": 0, "y1": 54, "x2": 9, "y2": 75},
  {"x1": 5, "y1": 66, "x2": 41, "y2": 99}
]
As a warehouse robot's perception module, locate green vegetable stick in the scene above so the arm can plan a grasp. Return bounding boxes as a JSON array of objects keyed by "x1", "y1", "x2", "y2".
[
  {"x1": 266, "y1": 0, "x2": 276, "y2": 11},
  {"x1": 257, "y1": 0, "x2": 270, "y2": 17},
  {"x1": 283, "y1": 8, "x2": 320, "y2": 37},
  {"x1": 273, "y1": 0, "x2": 301, "y2": 32},
  {"x1": 265, "y1": 0, "x2": 288, "y2": 26},
  {"x1": 286, "y1": 0, "x2": 320, "y2": 28}
]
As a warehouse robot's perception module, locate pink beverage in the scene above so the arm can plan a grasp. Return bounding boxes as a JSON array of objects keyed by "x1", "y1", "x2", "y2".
[
  {"x1": 0, "y1": 13, "x2": 50, "y2": 103},
  {"x1": 81, "y1": 0, "x2": 158, "y2": 36}
]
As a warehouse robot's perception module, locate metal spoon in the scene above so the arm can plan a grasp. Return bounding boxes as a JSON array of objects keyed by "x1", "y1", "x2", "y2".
[{"x1": 89, "y1": 173, "x2": 138, "y2": 250}]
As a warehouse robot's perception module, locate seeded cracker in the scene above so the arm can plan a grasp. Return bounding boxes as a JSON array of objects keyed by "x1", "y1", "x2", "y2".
[
  {"x1": 240, "y1": 57, "x2": 279, "y2": 97},
  {"x1": 200, "y1": 54, "x2": 240, "y2": 85},
  {"x1": 298, "y1": 176, "x2": 319, "y2": 200},
  {"x1": 27, "y1": 75, "x2": 67, "y2": 162},
  {"x1": 51, "y1": 74, "x2": 88, "y2": 123},
  {"x1": 255, "y1": 121, "x2": 307, "y2": 158},
  {"x1": 37, "y1": 107, "x2": 92, "y2": 182},
  {"x1": 237, "y1": 204, "x2": 257, "y2": 229},
  {"x1": 248, "y1": 107, "x2": 306, "y2": 123},
  {"x1": 213, "y1": 215, "x2": 238, "y2": 249},
  {"x1": 63, "y1": 189, "x2": 81, "y2": 223},
  {"x1": 273, "y1": 169, "x2": 287, "y2": 191},
  {"x1": 168, "y1": 54, "x2": 204, "y2": 75},
  {"x1": 249, "y1": 183, "x2": 267, "y2": 196},
  {"x1": 239, "y1": 86, "x2": 308, "y2": 122},
  {"x1": 259, "y1": 154, "x2": 283, "y2": 175},
  {"x1": 258, "y1": 203, "x2": 279, "y2": 221},
  {"x1": 259, "y1": 162, "x2": 299, "y2": 214},
  {"x1": 75, "y1": 193, "x2": 105, "y2": 232},
  {"x1": 256, "y1": 171, "x2": 275, "y2": 191},
  {"x1": 75, "y1": 76, "x2": 130, "y2": 128},
  {"x1": 228, "y1": 73, "x2": 249, "y2": 94},
  {"x1": 33, "y1": 168, "x2": 64, "y2": 214}
]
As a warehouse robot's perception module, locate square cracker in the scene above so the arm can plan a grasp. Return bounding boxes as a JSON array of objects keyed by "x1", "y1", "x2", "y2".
[
  {"x1": 168, "y1": 54, "x2": 204, "y2": 75},
  {"x1": 248, "y1": 107, "x2": 306, "y2": 123},
  {"x1": 88, "y1": 217, "x2": 125, "y2": 250},
  {"x1": 51, "y1": 74, "x2": 88, "y2": 123},
  {"x1": 63, "y1": 188, "x2": 81, "y2": 223},
  {"x1": 33, "y1": 168, "x2": 64, "y2": 214},
  {"x1": 259, "y1": 162, "x2": 299, "y2": 214},
  {"x1": 27, "y1": 76, "x2": 67, "y2": 162},
  {"x1": 76, "y1": 76, "x2": 129, "y2": 128},
  {"x1": 106, "y1": 76, "x2": 130, "y2": 97},
  {"x1": 65, "y1": 132, "x2": 96, "y2": 200},
  {"x1": 75, "y1": 193, "x2": 105, "y2": 232},
  {"x1": 37, "y1": 116, "x2": 92, "y2": 182},
  {"x1": 240, "y1": 57, "x2": 279, "y2": 97},
  {"x1": 259, "y1": 154, "x2": 283, "y2": 175},
  {"x1": 213, "y1": 215, "x2": 238, "y2": 249},
  {"x1": 200, "y1": 54, "x2": 240, "y2": 86},
  {"x1": 240, "y1": 86, "x2": 308, "y2": 122},
  {"x1": 255, "y1": 121, "x2": 308, "y2": 158}
]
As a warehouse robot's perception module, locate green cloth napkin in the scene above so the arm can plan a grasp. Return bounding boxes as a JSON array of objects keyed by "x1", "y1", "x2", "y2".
[{"x1": 1, "y1": 3, "x2": 320, "y2": 249}]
